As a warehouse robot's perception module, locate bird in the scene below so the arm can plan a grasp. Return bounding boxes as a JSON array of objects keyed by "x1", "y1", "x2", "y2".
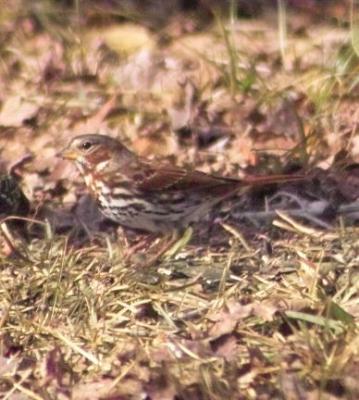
[{"x1": 60, "y1": 134, "x2": 304, "y2": 261}]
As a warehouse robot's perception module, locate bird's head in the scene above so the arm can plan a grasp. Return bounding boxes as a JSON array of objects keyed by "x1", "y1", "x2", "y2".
[{"x1": 60, "y1": 134, "x2": 135, "y2": 174}]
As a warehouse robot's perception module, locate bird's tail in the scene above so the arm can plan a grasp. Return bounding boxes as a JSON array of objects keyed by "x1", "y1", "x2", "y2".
[{"x1": 241, "y1": 173, "x2": 306, "y2": 186}]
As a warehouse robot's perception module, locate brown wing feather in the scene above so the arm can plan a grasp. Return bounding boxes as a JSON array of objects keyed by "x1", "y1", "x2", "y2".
[
  {"x1": 124, "y1": 159, "x2": 305, "y2": 193},
  {"x1": 133, "y1": 162, "x2": 235, "y2": 192}
]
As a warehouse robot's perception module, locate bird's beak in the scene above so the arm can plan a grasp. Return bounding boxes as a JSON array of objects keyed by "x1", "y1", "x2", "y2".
[{"x1": 58, "y1": 147, "x2": 78, "y2": 160}]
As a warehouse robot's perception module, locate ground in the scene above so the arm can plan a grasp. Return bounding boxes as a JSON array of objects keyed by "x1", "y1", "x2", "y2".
[{"x1": 0, "y1": 1, "x2": 359, "y2": 399}]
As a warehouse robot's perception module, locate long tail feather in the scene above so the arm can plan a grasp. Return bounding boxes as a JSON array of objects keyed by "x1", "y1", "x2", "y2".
[{"x1": 242, "y1": 173, "x2": 306, "y2": 186}]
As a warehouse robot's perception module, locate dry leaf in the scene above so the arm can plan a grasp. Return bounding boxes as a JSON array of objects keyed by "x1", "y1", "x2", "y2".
[
  {"x1": 208, "y1": 302, "x2": 253, "y2": 337},
  {"x1": 210, "y1": 334, "x2": 238, "y2": 361},
  {"x1": 0, "y1": 96, "x2": 38, "y2": 127},
  {"x1": 72, "y1": 378, "x2": 121, "y2": 400}
]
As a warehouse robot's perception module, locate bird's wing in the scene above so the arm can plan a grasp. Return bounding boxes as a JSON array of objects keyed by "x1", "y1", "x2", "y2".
[
  {"x1": 131, "y1": 162, "x2": 235, "y2": 192},
  {"x1": 119, "y1": 159, "x2": 305, "y2": 193}
]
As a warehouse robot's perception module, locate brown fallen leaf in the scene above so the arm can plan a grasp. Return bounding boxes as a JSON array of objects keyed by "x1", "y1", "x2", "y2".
[
  {"x1": 145, "y1": 374, "x2": 177, "y2": 400},
  {"x1": 208, "y1": 300, "x2": 278, "y2": 338},
  {"x1": 208, "y1": 302, "x2": 253, "y2": 338},
  {"x1": 72, "y1": 94, "x2": 118, "y2": 135},
  {"x1": 0, "y1": 354, "x2": 19, "y2": 376},
  {"x1": 72, "y1": 378, "x2": 123, "y2": 400},
  {"x1": 132, "y1": 123, "x2": 179, "y2": 157},
  {"x1": 49, "y1": 158, "x2": 78, "y2": 183},
  {"x1": 279, "y1": 372, "x2": 308, "y2": 400},
  {"x1": 0, "y1": 96, "x2": 38, "y2": 127},
  {"x1": 210, "y1": 334, "x2": 238, "y2": 361}
]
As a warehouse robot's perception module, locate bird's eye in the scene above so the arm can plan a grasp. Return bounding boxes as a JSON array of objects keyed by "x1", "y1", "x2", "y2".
[{"x1": 80, "y1": 141, "x2": 93, "y2": 151}]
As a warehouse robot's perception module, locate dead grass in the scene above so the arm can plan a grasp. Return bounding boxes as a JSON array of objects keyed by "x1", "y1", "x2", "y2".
[
  {"x1": 0, "y1": 1, "x2": 359, "y2": 399},
  {"x1": 1, "y1": 222, "x2": 359, "y2": 399}
]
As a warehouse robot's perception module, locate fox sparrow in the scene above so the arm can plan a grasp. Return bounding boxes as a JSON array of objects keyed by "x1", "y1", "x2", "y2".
[{"x1": 61, "y1": 134, "x2": 304, "y2": 236}]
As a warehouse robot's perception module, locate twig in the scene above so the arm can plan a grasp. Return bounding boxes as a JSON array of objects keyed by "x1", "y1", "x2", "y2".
[
  {"x1": 235, "y1": 201, "x2": 359, "y2": 227},
  {"x1": 220, "y1": 222, "x2": 253, "y2": 251},
  {"x1": 235, "y1": 208, "x2": 332, "y2": 228},
  {"x1": 338, "y1": 202, "x2": 359, "y2": 214}
]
